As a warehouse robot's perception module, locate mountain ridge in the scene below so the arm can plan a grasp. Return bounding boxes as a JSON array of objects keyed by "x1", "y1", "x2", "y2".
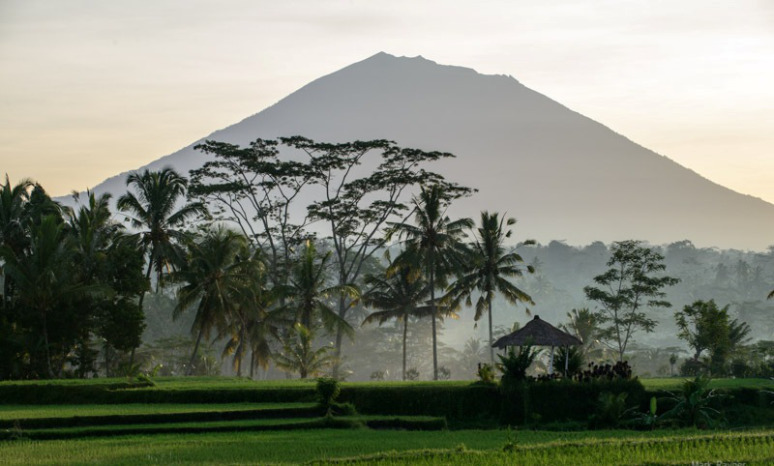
[{"x1": 69, "y1": 52, "x2": 774, "y2": 250}]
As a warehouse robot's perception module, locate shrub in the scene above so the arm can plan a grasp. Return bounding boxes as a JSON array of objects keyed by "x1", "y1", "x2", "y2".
[
  {"x1": 554, "y1": 346, "x2": 584, "y2": 376},
  {"x1": 574, "y1": 361, "x2": 633, "y2": 381},
  {"x1": 660, "y1": 376, "x2": 724, "y2": 429},
  {"x1": 476, "y1": 363, "x2": 496, "y2": 385},
  {"x1": 589, "y1": 391, "x2": 629, "y2": 429},
  {"x1": 680, "y1": 358, "x2": 705, "y2": 377},
  {"x1": 498, "y1": 346, "x2": 539, "y2": 392}
]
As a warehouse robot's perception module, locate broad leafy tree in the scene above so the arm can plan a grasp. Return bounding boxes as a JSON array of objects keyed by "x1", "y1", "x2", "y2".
[
  {"x1": 584, "y1": 240, "x2": 679, "y2": 362},
  {"x1": 446, "y1": 212, "x2": 534, "y2": 363},
  {"x1": 390, "y1": 185, "x2": 473, "y2": 380},
  {"x1": 190, "y1": 139, "x2": 313, "y2": 288},
  {"x1": 675, "y1": 299, "x2": 751, "y2": 375},
  {"x1": 282, "y1": 136, "x2": 471, "y2": 378}
]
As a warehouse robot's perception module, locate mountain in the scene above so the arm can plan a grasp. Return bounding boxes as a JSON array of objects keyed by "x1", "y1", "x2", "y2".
[{"x1": 80, "y1": 52, "x2": 774, "y2": 250}]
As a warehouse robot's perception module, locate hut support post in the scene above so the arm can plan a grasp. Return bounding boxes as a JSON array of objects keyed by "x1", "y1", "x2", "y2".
[
  {"x1": 549, "y1": 346, "x2": 554, "y2": 375},
  {"x1": 564, "y1": 346, "x2": 569, "y2": 377}
]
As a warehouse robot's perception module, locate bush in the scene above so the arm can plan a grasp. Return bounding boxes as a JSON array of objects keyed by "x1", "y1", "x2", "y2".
[
  {"x1": 554, "y1": 346, "x2": 584, "y2": 376},
  {"x1": 498, "y1": 346, "x2": 539, "y2": 392},
  {"x1": 680, "y1": 358, "x2": 705, "y2": 377}
]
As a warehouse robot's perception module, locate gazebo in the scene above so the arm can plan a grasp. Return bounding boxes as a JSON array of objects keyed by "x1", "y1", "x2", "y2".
[{"x1": 492, "y1": 315, "x2": 582, "y2": 376}]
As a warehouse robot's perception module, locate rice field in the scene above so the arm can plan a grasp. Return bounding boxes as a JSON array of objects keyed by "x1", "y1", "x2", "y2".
[
  {"x1": 0, "y1": 403, "x2": 314, "y2": 420},
  {"x1": 2, "y1": 427, "x2": 772, "y2": 465}
]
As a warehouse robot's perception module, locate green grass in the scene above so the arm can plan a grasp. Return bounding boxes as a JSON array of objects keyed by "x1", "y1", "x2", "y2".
[
  {"x1": 0, "y1": 403, "x2": 315, "y2": 420},
  {"x1": 2, "y1": 375, "x2": 770, "y2": 392},
  {"x1": 640, "y1": 377, "x2": 774, "y2": 391},
  {"x1": 2, "y1": 427, "x2": 772, "y2": 465}
]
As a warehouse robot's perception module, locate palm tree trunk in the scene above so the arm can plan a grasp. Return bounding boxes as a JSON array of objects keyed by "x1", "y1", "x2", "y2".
[
  {"x1": 488, "y1": 300, "x2": 495, "y2": 364},
  {"x1": 332, "y1": 294, "x2": 346, "y2": 380},
  {"x1": 429, "y1": 266, "x2": 438, "y2": 381},
  {"x1": 187, "y1": 328, "x2": 204, "y2": 376},
  {"x1": 42, "y1": 311, "x2": 54, "y2": 378},
  {"x1": 402, "y1": 317, "x2": 408, "y2": 381}
]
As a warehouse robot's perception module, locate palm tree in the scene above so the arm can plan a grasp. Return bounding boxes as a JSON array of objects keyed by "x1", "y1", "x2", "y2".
[
  {"x1": 220, "y1": 254, "x2": 286, "y2": 377},
  {"x1": 0, "y1": 215, "x2": 78, "y2": 377},
  {"x1": 0, "y1": 175, "x2": 34, "y2": 308},
  {"x1": 362, "y1": 263, "x2": 431, "y2": 380},
  {"x1": 172, "y1": 227, "x2": 257, "y2": 375},
  {"x1": 287, "y1": 240, "x2": 358, "y2": 340},
  {"x1": 273, "y1": 322, "x2": 334, "y2": 379},
  {"x1": 390, "y1": 185, "x2": 472, "y2": 380},
  {"x1": 117, "y1": 168, "x2": 206, "y2": 293},
  {"x1": 446, "y1": 211, "x2": 534, "y2": 363},
  {"x1": 560, "y1": 308, "x2": 606, "y2": 361}
]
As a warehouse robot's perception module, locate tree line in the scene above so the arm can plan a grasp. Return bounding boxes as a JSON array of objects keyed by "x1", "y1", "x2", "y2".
[{"x1": 1, "y1": 136, "x2": 772, "y2": 380}]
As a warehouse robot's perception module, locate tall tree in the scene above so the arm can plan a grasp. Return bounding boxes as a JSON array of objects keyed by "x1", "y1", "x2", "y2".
[
  {"x1": 282, "y1": 136, "x2": 471, "y2": 378},
  {"x1": 220, "y1": 251, "x2": 286, "y2": 377},
  {"x1": 189, "y1": 139, "x2": 314, "y2": 289},
  {"x1": 172, "y1": 227, "x2": 257, "y2": 375},
  {"x1": 675, "y1": 299, "x2": 751, "y2": 375},
  {"x1": 584, "y1": 240, "x2": 679, "y2": 362},
  {"x1": 66, "y1": 191, "x2": 147, "y2": 375},
  {"x1": 560, "y1": 308, "x2": 606, "y2": 361},
  {"x1": 117, "y1": 168, "x2": 206, "y2": 293},
  {"x1": 362, "y1": 262, "x2": 431, "y2": 380},
  {"x1": 0, "y1": 215, "x2": 78, "y2": 377},
  {"x1": 273, "y1": 322, "x2": 334, "y2": 379},
  {"x1": 390, "y1": 185, "x2": 473, "y2": 380},
  {"x1": 446, "y1": 211, "x2": 534, "y2": 363},
  {"x1": 287, "y1": 240, "x2": 358, "y2": 341}
]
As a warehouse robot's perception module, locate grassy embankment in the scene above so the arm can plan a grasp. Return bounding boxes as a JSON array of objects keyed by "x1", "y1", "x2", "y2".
[{"x1": 1, "y1": 376, "x2": 772, "y2": 464}]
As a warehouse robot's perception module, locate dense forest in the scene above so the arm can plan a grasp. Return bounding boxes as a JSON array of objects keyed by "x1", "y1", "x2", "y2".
[{"x1": 2, "y1": 137, "x2": 773, "y2": 381}]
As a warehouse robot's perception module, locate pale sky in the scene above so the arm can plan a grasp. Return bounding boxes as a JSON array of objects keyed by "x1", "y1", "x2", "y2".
[{"x1": 1, "y1": 0, "x2": 772, "y2": 203}]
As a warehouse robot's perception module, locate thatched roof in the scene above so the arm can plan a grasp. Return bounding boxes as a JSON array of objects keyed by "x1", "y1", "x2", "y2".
[{"x1": 492, "y1": 315, "x2": 582, "y2": 348}]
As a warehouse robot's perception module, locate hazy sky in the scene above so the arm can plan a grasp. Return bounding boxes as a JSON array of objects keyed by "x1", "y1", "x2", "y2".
[{"x1": 1, "y1": 0, "x2": 772, "y2": 202}]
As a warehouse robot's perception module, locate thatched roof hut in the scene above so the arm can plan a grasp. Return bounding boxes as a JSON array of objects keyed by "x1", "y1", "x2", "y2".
[
  {"x1": 492, "y1": 315, "x2": 582, "y2": 375},
  {"x1": 492, "y1": 315, "x2": 582, "y2": 348}
]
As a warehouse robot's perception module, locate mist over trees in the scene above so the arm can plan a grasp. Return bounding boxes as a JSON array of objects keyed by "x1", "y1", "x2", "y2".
[{"x1": 2, "y1": 134, "x2": 774, "y2": 381}]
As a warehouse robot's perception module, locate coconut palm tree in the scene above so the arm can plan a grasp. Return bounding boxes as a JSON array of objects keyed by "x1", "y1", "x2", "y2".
[
  {"x1": 0, "y1": 175, "x2": 34, "y2": 308},
  {"x1": 362, "y1": 263, "x2": 431, "y2": 380},
  {"x1": 117, "y1": 167, "x2": 206, "y2": 292},
  {"x1": 220, "y1": 253, "x2": 287, "y2": 377},
  {"x1": 172, "y1": 227, "x2": 257, "y2": 375},
  {"x1": 446, "y1": 211, "x2": 534, "y2": 363},
  {"x1": 287, "y1": 240, "x2": 358, "y2": 339},
  {"x1": 390, "y1": 185, "x2": 472, "y2": 380},
  {"x1": 273, "y1": 322, "x2": 334, "y2": 379},
  {"x1": 0, "y1": 215, "x2": 78, "y2": 377}
]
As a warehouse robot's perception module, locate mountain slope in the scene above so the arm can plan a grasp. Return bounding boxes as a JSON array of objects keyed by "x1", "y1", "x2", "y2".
[{"x1": 83, "y1": 52, "x2": 774, "y2": 250}]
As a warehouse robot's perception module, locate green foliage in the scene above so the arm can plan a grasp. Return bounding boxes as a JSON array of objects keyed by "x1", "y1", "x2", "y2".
[
  {"x1": 589, "y1": 391, "x2": 630, "y2": 429},
  {"x1": 362, "y1": 261, "x2": 430, "y2": 381},
  {"x1": 675, "y1": 299, "x2": 751, "y2": 376},
  {"x1": 584, "y1": 240, "x2": 679, "y2": 361},
  {"x1": 444, "y1": 211, "x2": 534, "y2": 364},
  {"x1": 274, "y1": 323, "x2": 335, "y2": 379},
  {"x1": 554, "y1": 345, "x2": 584, "y2": 376},
  {"x1": 502, "y1": 426, "x2": 518, "y2": 452},
  {"x1": 316, "y1": 377, "x2": 341, "y2": 411},
  {"x1": 660, "y1": 376, "x2": 724, "y2": 428},
  {"x1": 389, "y1": 183, "x2": 473, "y2": 380},
  {"x1": 626, "y1": 396, "x2": 659, "y2": 430},
  {"x1": 497, "y1": 345, "x2": 538, "y2": 391},
  {"x1": 476, "y1": 363, "x2": 496, "y2": 385}
]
